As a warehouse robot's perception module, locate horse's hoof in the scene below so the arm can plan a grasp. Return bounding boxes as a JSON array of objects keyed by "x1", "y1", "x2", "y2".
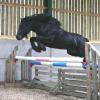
[
  {"x1": 39, "y1": 43, "x2": 46, "y2": 51},
  {"x1": 42, "y1": 45, "x2": 46, "y2": 51},
  {"x1": 42, "y1": 47, "x2": 46, "y2": 51},
  {"x1": 35, "y1": 49, "x2": 41, "y2": 52}
]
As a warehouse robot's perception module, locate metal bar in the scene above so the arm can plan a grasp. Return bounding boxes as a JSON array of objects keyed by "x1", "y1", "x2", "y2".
[
  {"x1": 97, "y1": 0, "x2": 99, "y2": 40},
  {"x1": 0, "y1": 2, "x2": 47, "y2": 10},
  {"x1": 52, "y1": 8, "x2": 100, "y2": 17},
  {"x1": 67, "y1": 0, "x2": 69, "y2": 31},
  {"x1": 70, "y1": 0, "x2": 72, "y2": 32},
  {"x1": 73, "y1": 0, "x2": 75, "y2": 33},
  {"x1": 30, "y1": 61, "x2": 83, "y2": 68}
]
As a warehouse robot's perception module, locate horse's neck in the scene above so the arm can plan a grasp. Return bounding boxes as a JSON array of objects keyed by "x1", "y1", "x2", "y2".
[{"x1": 31, "y1": 21, "x2": 40, "y2": 32}]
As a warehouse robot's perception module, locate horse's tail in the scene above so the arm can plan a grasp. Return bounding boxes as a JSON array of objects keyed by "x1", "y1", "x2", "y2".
[{"x1": 85, "y1": 38, "x2": 89, "y2": 42}]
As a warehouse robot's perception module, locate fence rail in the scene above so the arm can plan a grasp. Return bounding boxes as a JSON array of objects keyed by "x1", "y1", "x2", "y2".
[{"x1": 0, "y1": 0, "x2": 100, "y2": 40}]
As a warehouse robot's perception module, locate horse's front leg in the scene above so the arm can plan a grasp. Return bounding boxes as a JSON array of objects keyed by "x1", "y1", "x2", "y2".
[
  {"x1": 30, "y1": 37, "x2": 46, "y2": 52},
  {"x1": 30, "y1": 37, "x2": 41, "y2": 52}
]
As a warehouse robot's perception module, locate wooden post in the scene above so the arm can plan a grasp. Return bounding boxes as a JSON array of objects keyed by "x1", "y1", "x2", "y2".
[
  {"x1": 85, "y1": 42, "x2": 99, "y2": 100},
  {"x1": 21, "y1": 48, "x2": 32, "y2": 81},
  {"x1": 85, "y1": 43, "x2": 91, "y2": 100},
  {"x1": 21, "y1": 60, "x2": 26, "y2": 80},
  {"x1": 91, "y1": 49, "x2": 98, "y2": 100},
  {"x1": 98, "y1": 57, "x2": 100, "y2": 100},
  {"x1": 35, "y1": 67, "x2": 39, "y2": 79},
  {"x1": 27, "y1": 48, "x2": 32, "y2": 81},
  {"x1": 61, "y1": 69, "x2": 65, "y2": 91},
  {"x1": 58, "y1": 69, "x2": 62, "y2": 91},
  {"x1": 5, "y1": 46, "x2": 18, "y2": 83}
]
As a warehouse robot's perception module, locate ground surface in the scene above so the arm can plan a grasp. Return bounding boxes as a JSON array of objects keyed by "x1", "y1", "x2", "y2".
[{"x1": 0, "y1": 87, "x2": 86, "y2": 100}]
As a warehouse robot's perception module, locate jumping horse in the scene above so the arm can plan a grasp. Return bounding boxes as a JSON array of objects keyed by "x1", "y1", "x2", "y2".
[{"x1": 16, "y1": 14, "x2": 89, "y2": 57}]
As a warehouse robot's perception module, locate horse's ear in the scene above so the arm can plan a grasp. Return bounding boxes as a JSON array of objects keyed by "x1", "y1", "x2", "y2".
[
  {"x1": 31, "y1": 14, "x2": 36, "y2": 18},
  {"x1": 21, "y1": 18, "x2": 23, "y2": 20},
  {"x1": 25, "y1": 16, "x2": 28, "y2": 18},
  {"x1": 20, "y1": 17, "x2": 25, "y2": 21},
  {"x1": 25, "y1": 35, "x2": 28, "y2": 39}
]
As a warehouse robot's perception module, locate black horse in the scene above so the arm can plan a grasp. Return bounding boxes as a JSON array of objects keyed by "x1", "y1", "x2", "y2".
[{"x1": 16, "y1": 14, "x2": 89, "y2": 57}]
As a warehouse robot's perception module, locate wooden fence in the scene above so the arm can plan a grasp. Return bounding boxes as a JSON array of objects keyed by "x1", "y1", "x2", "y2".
[
  {"x1": 85, "y1": 42, "x2": 100, "y2": 100},
  {"x1": 0, "y1": 0, "x2": 100, "y2": 40},
  {"x1": 0, "y1": 40, "x2": 32, "y2": 84},
  {"x1": 0, "y1": 41, "x2": 18, "y2": 84},
  {"x1": 34, "y1": 65, "x2": 87, "y2": 98}
]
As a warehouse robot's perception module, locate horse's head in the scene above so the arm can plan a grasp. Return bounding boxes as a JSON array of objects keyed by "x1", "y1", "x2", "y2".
[{"x1": 16, "y1": 16, "x2": 32, "y2": 40}]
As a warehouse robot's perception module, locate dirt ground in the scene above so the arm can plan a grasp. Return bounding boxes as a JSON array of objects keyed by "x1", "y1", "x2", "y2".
[{"x1": 0, "y1": 87, "x2": 86, "y2": 100}]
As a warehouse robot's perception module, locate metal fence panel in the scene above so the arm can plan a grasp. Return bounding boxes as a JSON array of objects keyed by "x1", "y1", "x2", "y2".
[
  {"x1": 0, "y1": 0, "x2": 100, "y2": 41},
  {"x1": 52, "y1": 0, "x2": 100, "y2": 41}
]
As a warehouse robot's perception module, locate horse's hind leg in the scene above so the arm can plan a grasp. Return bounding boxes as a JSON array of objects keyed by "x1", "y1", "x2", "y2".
[
  {"x1": 67, "y1": 49, "x2": 82, "y2": 57},
  {"x1": 67, "y1": 46, "x2": 85, "y2": 57}
]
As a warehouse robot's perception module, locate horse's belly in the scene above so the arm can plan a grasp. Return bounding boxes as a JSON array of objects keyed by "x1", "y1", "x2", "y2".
[
  {"x1": 41, "y1": 33, "x2": 77, "y2": 49},
  {"x1": 43, "y1": 41, "x2": 68, "y2": 49}
]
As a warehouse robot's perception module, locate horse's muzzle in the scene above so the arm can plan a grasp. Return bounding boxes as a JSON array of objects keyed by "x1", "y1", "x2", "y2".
[{"x1": 16, "y1": 35, "x2": 22, "y2": 40}]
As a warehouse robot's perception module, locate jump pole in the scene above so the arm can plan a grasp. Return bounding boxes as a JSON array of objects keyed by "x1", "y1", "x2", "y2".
[
  {"x1": 29, "y1": 60, "x2": 99, "y2": 69},
  {"x1": 30, "y1": 60, "x2": 84, "y2": 68},
  {"x1": 15, "y1": 56, "x2": 85, "y2": 69},
  {"x1": 15, "y1": 56, "x2": 98, "y2": 69},
  {"x1": 15, "y1": 56, "x2": 84, "y2": 62}
]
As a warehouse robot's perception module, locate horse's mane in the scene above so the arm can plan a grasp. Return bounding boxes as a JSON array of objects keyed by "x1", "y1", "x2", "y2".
[{"x1": 31, "y1": 14, "x2": 61, "y2": 26}]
